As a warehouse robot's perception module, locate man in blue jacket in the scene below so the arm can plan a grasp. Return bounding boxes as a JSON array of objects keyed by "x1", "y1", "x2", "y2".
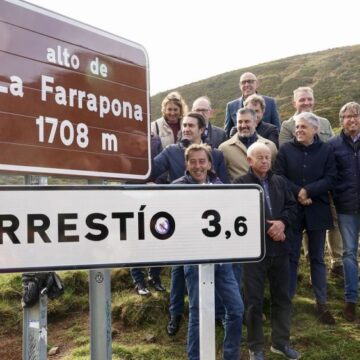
[
  {"x1": 173, "y1": 143, "x2": 243, "y2": 360},
  {"x1": 224, "y1": 72, "x2": 281, "y2": 137},
  {"x1": 150, "y1": 112, "x2": 229, "y2": 184},
  {"x1": 150, "y1": 112, "x2": 229, "y2": 336},
  {"x1": 328, "y1": 101, "x2": 360, "y2": 322}
]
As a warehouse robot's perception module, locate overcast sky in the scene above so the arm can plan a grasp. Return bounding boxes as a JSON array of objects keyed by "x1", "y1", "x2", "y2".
[{"x1": 27, "y1": 0, "x2": 359, "y2": 95}]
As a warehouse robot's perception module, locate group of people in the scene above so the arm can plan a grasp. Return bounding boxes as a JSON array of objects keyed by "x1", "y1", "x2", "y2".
[{"x1": 130, "y1": 72, "x2": 360, "y2": 360}]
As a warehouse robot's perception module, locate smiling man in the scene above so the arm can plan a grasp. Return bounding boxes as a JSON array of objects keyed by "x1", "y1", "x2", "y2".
[
  {"x1": 280, "y1": 86, "x2": 343, "y2": 280},
  {"x1": 224, "y1": 72, "x2": 281, "y2": 137},
  {"x1": 150, "y1": 112, "x2": 229, "y2": 184},
  {"x1": 279, "y1": 87, "x2": 334, "y2": 146},
  {"x1": 149, "y1": 112, "x2": 229, "y2": 337},
  {"x1": 219, "y1": 108, "x2": 277, "y2": 182},
  {"x1": 328, "y1": 102, "x2": 360, "y2": 322},
  {"x1": 172, "y1": 143, "x2": 244, "y2": 360}
]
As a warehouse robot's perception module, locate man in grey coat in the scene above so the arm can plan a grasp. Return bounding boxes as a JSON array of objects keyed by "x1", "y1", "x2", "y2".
[{"x1": 279, "y1": 87, "x2": 334, "y2": 146}]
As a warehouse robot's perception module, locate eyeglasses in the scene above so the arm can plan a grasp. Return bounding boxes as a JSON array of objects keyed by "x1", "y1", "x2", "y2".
[
  {"x1": 193, "y1": 108, "x2": 210, "y2": 113},
  {"x1": 240, "y1": 79, "x2": 256, "y2": 85},
  {"x1": 342, "y1": 114, "x2": 360, "y2": 120}
]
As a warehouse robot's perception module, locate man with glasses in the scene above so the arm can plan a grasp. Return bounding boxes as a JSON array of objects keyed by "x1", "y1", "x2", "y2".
[
  {"x1": 328, "y1": 102, "x2": 360, "y2": 322},
  {"x1": 192, "y1": 96, "x2": 227, "y2": 148},
  {"x1": 279, "y1": 87, "x2": 343, "y2": 280},
  {"x1": 224, "y1": 72, "x2": 281, "y2": 137}
]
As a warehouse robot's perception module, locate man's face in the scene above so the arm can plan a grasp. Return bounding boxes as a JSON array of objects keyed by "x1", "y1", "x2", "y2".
[
  {"x1": 342, "y1": 110, "x2": 360, "y2": 137},
  {"x1": 237, "y1": 113, "x2": 257, "y2": 137},
  {"x1": 182, "y1": 116, "x2": 203, "y2": 143},
  {"x1": 239, "y1": 73, "x2": 258, "y2": 98},
  {"x1": 248, "y1": 147, "x2": 271, "y2": 178},
  {"x1": 293, "y1": 91, "x2": 314, "y2": 113},
  {"x1": 295, "y1": 119, "x2": 318, "y2": 145},
  {"x1": 245, "y1": 102, "x2": 264, "y2": 124},
  {"x1": 186, "y1": 149, "x2": 212, "y2": 184},
  {"x1": 192, "y1": 99, "x2": 212, "y2": 125}
]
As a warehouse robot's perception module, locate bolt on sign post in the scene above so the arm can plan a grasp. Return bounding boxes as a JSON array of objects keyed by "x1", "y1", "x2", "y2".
[{"x1": 0, "y1": 0, "x2": 150, "y2": 180}]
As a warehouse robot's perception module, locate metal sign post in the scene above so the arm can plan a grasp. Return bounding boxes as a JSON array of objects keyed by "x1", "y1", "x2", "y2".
[
  {"x1": 22, "y1": 176, "x2": 48, "y2": 360},
  {"x1": 199, "y1": 264, "x2": 216, "y2": 360},
  {"x1": 89, "y1": 269, "x2": 112, "y2": 359},
  {"x1": 22, "y1": 293, "x2": 48, "y2": 360},
  {"x1": 88, "y1": 179, "x2": 112, "y2": 360}
]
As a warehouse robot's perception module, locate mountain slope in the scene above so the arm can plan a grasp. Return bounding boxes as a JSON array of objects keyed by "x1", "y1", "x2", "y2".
[{"x1": 151, "y1": 45, "x2": 360, "y2": 129}]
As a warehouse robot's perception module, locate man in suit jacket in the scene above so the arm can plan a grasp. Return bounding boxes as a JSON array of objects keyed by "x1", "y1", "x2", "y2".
[
  {"x1": 244, "y1": 94, "x2": 279, "y2": 148},
  {"x1": 192, "y1": 96, "x2": 228, "y2": 149},
  {"x1": 219, "y1": 108, "x2": 277, "y2": 182},
  {"x1": 224, "y1": 72, "x2": 281, "y2": 137}
]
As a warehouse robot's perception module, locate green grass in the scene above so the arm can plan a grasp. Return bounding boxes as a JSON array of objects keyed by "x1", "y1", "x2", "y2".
[{"x1": 1, "y1": 257, "x2": 360, "y2": 359}]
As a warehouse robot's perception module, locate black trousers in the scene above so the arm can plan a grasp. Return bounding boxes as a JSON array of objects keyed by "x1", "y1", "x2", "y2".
[{"x1": 243, "y1": 255, "x2": 292, "y2": 352}]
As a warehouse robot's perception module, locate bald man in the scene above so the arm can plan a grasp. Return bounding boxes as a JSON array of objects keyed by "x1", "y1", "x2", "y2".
[{"x1": 224, "y1": 72, "x2": 281, "y2": 137}]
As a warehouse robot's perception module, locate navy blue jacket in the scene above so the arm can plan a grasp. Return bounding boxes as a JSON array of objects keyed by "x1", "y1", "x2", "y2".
[
  {"x1": 274, "y1": 136, "x2": 336, "y2": 231},
  {"x1": 150, "y1": 142, "x2": 229, "y2": 184},
  {"x1": 224, "y1": 95, "x2": 281, "y2": 137},
  {"x1": 328, "y1": 131, "x2": 360, "y2": 214},
  {"x1": 234, "y1": 170, "x2": 297, "y2": 256},
  {"x1": 172, "y1": 171, "x2": 222, "y2": 185}
]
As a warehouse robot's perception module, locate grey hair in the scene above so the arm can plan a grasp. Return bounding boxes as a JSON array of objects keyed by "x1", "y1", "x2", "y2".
[
  {"x1": 339, "y1": 102, "x2": 360, "y2": 124},
  {"x1": 236, "y1": 108, "x2": 257, "y2": 122},
  {"x1": 294, "y1": 111, "x2": 319, "y2": 129},
  {"x1": 244, "y1": 94, "x2": 266, "y2": 112},
  {"x1": 293, "y1": 86, "x2": 314, "y2": 101},
  {"x1": 192, "y1": 96, "x2": 212, "y2": 109},
  {"x1": 247, "y1": 142, "x2": 271, "y2": 158}
]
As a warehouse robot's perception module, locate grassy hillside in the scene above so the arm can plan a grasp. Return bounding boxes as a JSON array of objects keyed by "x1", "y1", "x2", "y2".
[
  {"x1": 1, "y1": 261, "x2": 360, "y2": 359},
  {"x1": 150, "y1": 45, "x2": 360, "y2": 129}
]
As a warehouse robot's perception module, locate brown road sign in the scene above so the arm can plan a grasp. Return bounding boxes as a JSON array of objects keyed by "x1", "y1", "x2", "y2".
[{"x1": 0, "y1": 0, "x2": 150, "y2": 180}]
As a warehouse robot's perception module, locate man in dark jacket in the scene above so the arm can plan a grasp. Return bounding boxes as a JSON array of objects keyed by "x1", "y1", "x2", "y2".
[
  {"x1": 150, "y1": 112, "x2": 229, "y2": 336},
  {"x1": 328, "y1": 101, "x2": 360, "y2": 322},
  {"x1": 150, "y1": 112, "x2": 229, "y2": 184},
  {"x1": 243, "y1": 94, "x2": 279, "y2": 148},
  {"x1": 234, "y1": 142, "x2": 299, "y2": 360},
  {"x1": 192, "y1": 96, "x2": 228, "y2": 149},
  {"x1": 224, "y1": 72, "x2": 281, "y2": 137},
  {"x1": 274, "y1": 112, "x2": 337, "y2": 325},
  {"x1": 174, "y1": 143, "x2": 243, "y2": 360}
]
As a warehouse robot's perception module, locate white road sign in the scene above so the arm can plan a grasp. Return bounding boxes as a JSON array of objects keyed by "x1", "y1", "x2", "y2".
[{"x1": 0, "y1": 184, "x2": 265, "y2": 273}]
